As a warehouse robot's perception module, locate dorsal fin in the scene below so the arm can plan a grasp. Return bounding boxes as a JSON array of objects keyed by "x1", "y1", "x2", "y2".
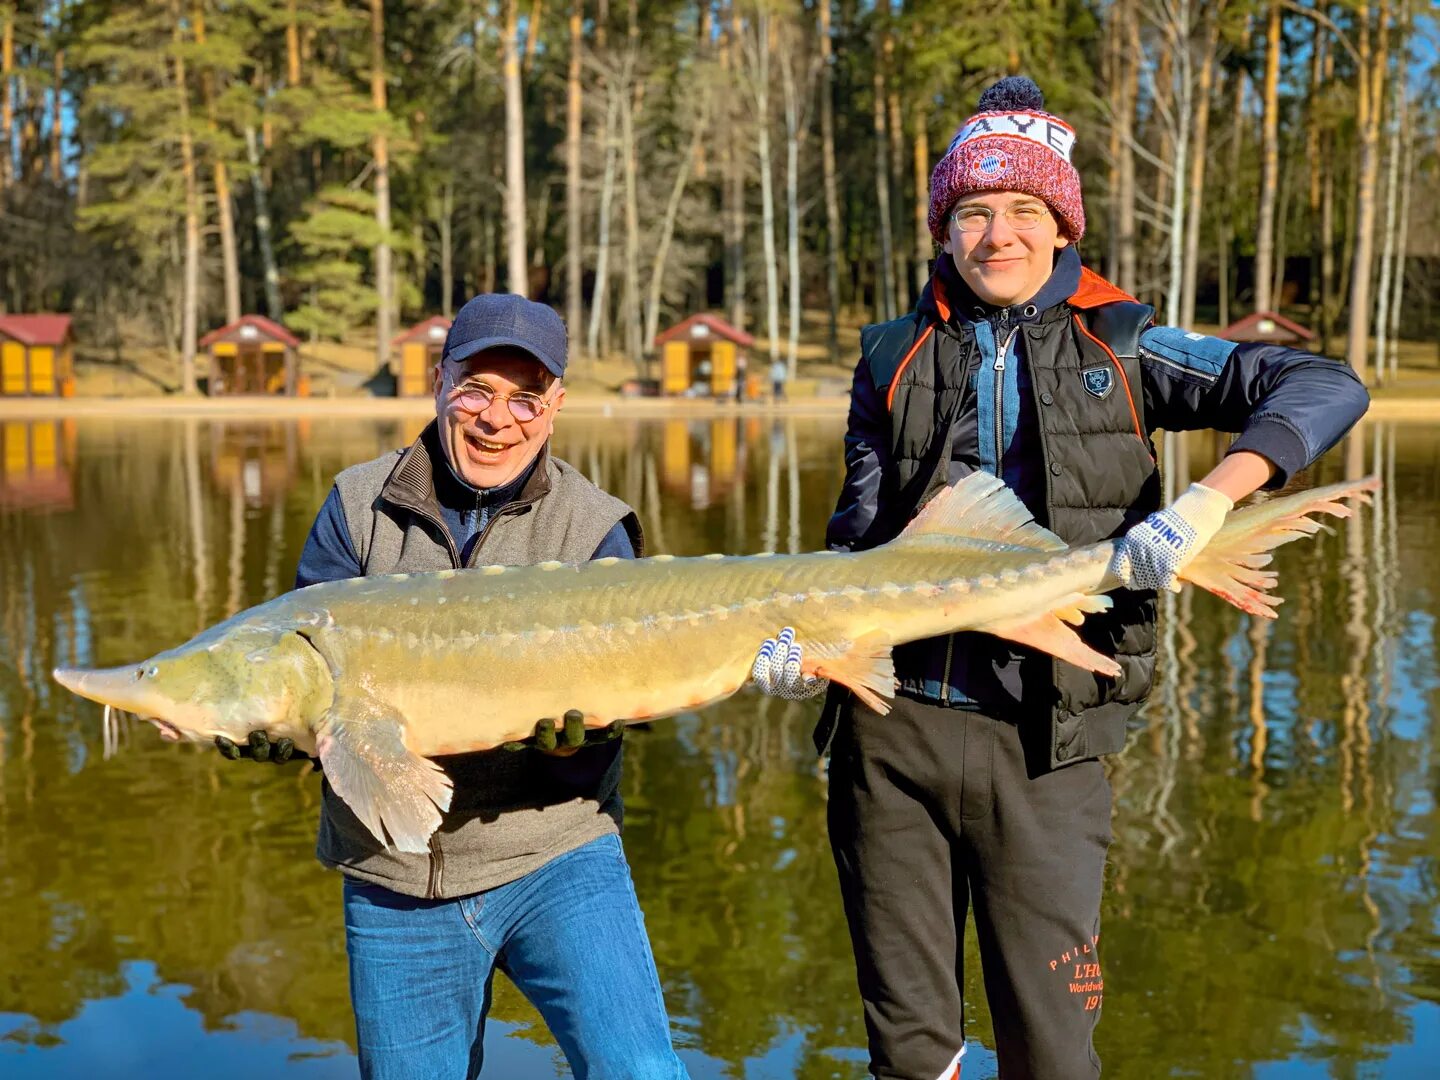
[{"x1": 892, "y1": 473, "x2": 1067, "y2": 552}]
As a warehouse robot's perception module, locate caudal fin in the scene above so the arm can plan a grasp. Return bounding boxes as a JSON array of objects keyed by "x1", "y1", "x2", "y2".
[{"x1": 1180, "y1": 476, "x2": 1379, "y2": 618}]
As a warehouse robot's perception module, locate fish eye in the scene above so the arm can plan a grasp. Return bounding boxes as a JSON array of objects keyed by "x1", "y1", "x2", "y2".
[{"x1": 145, "y1": 666, "x2": 159, "y2": 678}]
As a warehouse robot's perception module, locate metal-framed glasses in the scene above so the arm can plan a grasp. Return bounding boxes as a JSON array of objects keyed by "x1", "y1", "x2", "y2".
[
  {"x1": 449, "y1": 378, "x2": 555, "y2": 423},
  {"x1": 950, "y1": 202, "x2": 1051, "y2": 233}
]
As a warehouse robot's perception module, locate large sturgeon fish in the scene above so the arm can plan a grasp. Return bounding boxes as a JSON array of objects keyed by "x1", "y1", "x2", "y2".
[{"x1": 53, "y1": 472, "x2": 1376, "y2": 853}]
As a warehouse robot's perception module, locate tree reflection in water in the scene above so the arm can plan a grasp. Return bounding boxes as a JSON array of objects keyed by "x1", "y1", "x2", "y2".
[{"x1": 0, "y1": 416, "x2": 1436, "y2": 1078}]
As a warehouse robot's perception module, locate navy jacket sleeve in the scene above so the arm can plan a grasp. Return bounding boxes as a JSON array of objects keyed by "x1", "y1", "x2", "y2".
[
  {"x1": 826, "y1": 357, "x2": 892, "y2": 552},
  {"x1": 294, "y1": 485, "x2": 363, "y2": 589},
  {"x1": 590, "y1": 521, "x2": 636, "y2": 560},
  {"x1": 1138, "y1": 326, "x2": 1370, "y2": 488}
]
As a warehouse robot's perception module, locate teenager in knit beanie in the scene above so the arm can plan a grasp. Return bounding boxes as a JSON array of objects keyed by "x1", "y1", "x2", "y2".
[
  {"x1": 749, "y1": 67, "x2": 1370, "y2": 1080},
  {"x1": 927, "y1": 75, "x2": 1084, "y2": 244}
]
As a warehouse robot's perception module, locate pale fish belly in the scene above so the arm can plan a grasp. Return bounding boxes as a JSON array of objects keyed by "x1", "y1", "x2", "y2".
[{"x1": 340, "y1": 605, "x2": 780, "y2": 757}]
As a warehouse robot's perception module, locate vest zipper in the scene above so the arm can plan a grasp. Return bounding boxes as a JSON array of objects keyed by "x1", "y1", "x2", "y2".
[
  {"x1": 993, "y1": 321, "x2": 1018, "y2": 478},
  {"x1": 426, "y1": 834, "x2": 444, "y2": 898}
]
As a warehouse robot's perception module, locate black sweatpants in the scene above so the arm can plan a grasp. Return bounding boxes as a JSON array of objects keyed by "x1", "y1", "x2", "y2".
[{"x1": 827, "y1": 695, "x2": 1112, "y2": 1080}]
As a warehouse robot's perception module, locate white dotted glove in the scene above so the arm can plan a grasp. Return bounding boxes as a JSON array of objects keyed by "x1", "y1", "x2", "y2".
[
  {"x1": 751, "y1": 627, "x2": 829, "y2": 700},
  {"x1": 1110, "y1": 482, "x2": 1233, "y2": 592}
]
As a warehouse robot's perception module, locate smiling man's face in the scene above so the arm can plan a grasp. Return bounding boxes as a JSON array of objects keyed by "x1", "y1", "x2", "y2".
[
  {"x1": 433, "y1": 347, "x2": 564, "y2": 490},
  {"x1": 943, "y1": 191, "x2": 1069, "y2": 308}
]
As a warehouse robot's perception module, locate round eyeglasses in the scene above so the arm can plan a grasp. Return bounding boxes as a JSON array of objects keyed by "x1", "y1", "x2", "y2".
[
  {"x1": 449, "y1": 379, "x2": 554, "y2": 423},
  {"x1": 950, "y1": 202, "x2": 1051, "y2": 233}
]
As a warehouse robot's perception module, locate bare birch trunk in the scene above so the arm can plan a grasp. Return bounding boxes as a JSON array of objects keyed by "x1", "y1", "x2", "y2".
[
  {"x1": 440, "y1": 179, "x2": 454, "y2": 319},
  {"x1": 781, "y1": 45, "x2": 800, "y2": 378},
  {"x1": 171, "y1": 3, "x2": 199, "y2": 394},
  {"x1": 566, "y1": 0, "x2": 584, "y2": 349},
  {"x1": 619, "y1": 113, "x2": 641, "y2": 360},
  {"x1": 1306, "y1": 18, "x2": 1325, "y2": 324},
  {"x1": 1385, "y1": 96, "x2": 1413, "y2": 383},
  {"x1": 1180, "y1": 8, "x2": 1217, "y2": 328},
  {"x1": 724, "y1": 2, "x2": 745, "y2": 331},
  {"x1": 1373, "y1": 35, "x2": 1404, "y2": 381},
  {"x1": 818, "y1": 0, "x2": 841, "y2": 359},
  {"x1": 369, "y1": 0, "x2": 394, "y2": 372},
  {"x1": 244, "y1": 125, "x2": 283, "y2": 321},
  {"x1": 755, "y1": 14, "x2": 780, "y2": 365},
  {"x1": 1345, "y1": 0, "x2": 1390, "y2": 383},
  {"x1": 1118, "y1": 7, "x2": 1139, "y2": 293},
  {"x1": 1163, "y1": 1, "x2": 1193, "y2": 328},
  {"x1": 643, "y1": 99, "x2": 707, "y2": 349},
  {"x1": 912, "y1": 106, "x2": 930, "y2": 299},
  {"x1": 503, "y1": 0, "x2": 528, "y2": 296},
  {"x1": 1253, "y1": 0, "x2": 1281, "y2": 313},
  {"x1": 586, "y1": 88, "x2": 618, "y2": 358},
  {"x1": 872, "y1": 65, "x2": 894, "y2": 321},
  {"x1": 193, "y1": 4, "x2": 240, "y2": 325}
]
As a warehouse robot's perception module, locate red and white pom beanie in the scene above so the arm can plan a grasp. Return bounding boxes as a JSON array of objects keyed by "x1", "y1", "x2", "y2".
[{"x1": 927, "y1": 76, "x2": 1085, "y2": 244}]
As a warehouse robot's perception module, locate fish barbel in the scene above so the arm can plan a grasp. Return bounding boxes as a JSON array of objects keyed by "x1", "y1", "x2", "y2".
[{"x1": 52, "y1": 472, "x2": 1377, "y2": 853}]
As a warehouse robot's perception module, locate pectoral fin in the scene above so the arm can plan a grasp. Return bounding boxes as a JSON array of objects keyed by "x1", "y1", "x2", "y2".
[
  {"x1": 316, "y1": 694, "x2": 453, "y2": 854},
  {"x1": 985, "y1": 594, "x2": 1123, "y2": 678},
  {"x1": 804, "y1": 632, "x2": 896, "y2": 714}
]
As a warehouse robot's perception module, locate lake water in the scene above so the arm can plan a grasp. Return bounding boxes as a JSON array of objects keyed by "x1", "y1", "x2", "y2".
[{"x1": 0, "y1": 414, "x2": 1435, "y2": 1079}]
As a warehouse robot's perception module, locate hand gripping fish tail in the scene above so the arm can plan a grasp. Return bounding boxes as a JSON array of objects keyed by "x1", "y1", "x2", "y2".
[{"x1": 51, "y1": 471, "x2": 1379, "y2": 854}]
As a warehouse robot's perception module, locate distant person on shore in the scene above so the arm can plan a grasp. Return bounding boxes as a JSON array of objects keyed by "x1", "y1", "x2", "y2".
[
  {"x1": 735, "y1": 353, "x2": 747, "y2": 402},
  {"x1": 770, "y1": 358, "x2": 787, "y2": 401},
  {"x1": 750, "y1": 76, "x2": 1368, "y2": 1079},
  {"x1": 216, "y1": 293, "x2": 686, "y2": 1080}
]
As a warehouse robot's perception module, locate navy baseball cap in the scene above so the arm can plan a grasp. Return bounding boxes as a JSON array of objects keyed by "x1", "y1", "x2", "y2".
[{"x1": 442, "y1": 293, "x2": 567, "y2": 378}]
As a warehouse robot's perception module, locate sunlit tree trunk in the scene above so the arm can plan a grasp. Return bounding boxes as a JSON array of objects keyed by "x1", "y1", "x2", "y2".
[
  {"x1": 1345, "y1": 0, "x2": 1390, "y2": 383},
  {"x1": 370, "y1": 0, "x2": 394, "y2": 368},
  {"x1": 170, "y1": 2, "x2": 199, "y2": 394},
  {"x1": 1306, "y1": 16, "x2": 1325, "y2": 330},
  {"x1": 1117, "y1": 3, "x2": 1139, "y2": 293},
  {"x1": 49, "y1": 46, "x2": 62, "y2": 181},
  {"x1": 440, "y1": 179, "x2": 454, "y2": 319},
  {"x1": 754, "y1": 13, "x2": 779, "y2": 366},
  {"x1": 817, "y1": 0, "x2": 840, "y2": 359},
  {"x1": 1253, "y1": 0, "x2": 1281, "y2": 313},
  {"x1": 566, "y1": 0, "x2": 584, "y2": 349},
  {"x1": 285, "y1": 0, "x2": 302, "y2": 86},
  {"x1": 780, "y1": 40, "x2": 800, "y2": 378},
  {"x1": 620, "y1": 2, "x2": 643, "y2": 365},
  {"x1": 725, "y1": 1, "x2": 745, "y2": 331},
  {"x1": 644, "y1": 99, "x2": 708, "y2": 349},
  {"x1": 244, "y1": 123, "x2": 282, "y2": 321},
  {"x1": 193, "y1": 3, "x2": 240, "y2": 325},
  {"x1": 912, "y1": 105, "x2": 930, "y2": 299},
  {"x1": 586, "y1": 88, "x2": 618, "y2": 358},
  {"x1": 1385, "y1": 112, "x2": 1413, "y2": 383},
  {"x1": 2, "y1": 11, "x2": 14, "y2": 191},
  {"x1": 1373, "y1": 21, "x2": 1405, "y2": 382},
  {"x1": 872, "y1": 63, "x2": 894, "y2": 321},
  {"x1": 502, "y1": 0, "x2": 528, "y2": 295},
  {"x1": 1180, "y1": 6, "x2": 1218, "y2": 328}
]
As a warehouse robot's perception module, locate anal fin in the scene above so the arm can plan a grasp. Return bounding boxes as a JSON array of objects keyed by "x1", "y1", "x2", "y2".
[
  {"x1": 316, "y1": 692, "x2": 453, "y2": 854},
  {"x1": 804, "y1": 632, "x2": 897, "y2": 715}
]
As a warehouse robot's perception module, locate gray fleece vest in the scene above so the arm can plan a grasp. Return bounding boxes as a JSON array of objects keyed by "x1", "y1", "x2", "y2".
[{"x1": 315, "y1": 427, "x2": 644, "y2": 899}]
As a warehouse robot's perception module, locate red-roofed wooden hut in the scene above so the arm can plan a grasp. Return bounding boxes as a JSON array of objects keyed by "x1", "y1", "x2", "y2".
[
  {"x1": 0, "y1": 314, "x2": 75, "y2": 397},
  {"x1": 1219, "y1": 311, "x2": 1315, "y2": 346},
  {"x1": 198, "y1": 315, "x2": 303, "y2": 395},
  {"x1": 392, "y1": 315, "x2": 451, "y2": 397},
  {"x1": 653, "y1": 314, "x2": 756, "y2": 398}
]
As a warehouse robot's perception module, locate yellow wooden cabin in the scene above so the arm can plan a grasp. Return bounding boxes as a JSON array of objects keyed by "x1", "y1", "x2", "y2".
[
  {"x1": 653, "y1": 314, "x2": 756, "y2": 398},
  {"x1": 199, "y1": 316, "x2": 303, "y2": 396},
  {"x1": 393, "y1": 316, "x2": 451, "y2": 396},
  {"x1": 0, "y1": 314, "x2": 75, "y2": 397}
]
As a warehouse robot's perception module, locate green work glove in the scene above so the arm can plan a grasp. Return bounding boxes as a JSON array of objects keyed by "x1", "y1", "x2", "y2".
[
  {"x1": 501, "y1": 709, "x2": 626, "y2": 754},
  {"x1": 215, "y1": 730, "x2": 320, "y2": 770}
]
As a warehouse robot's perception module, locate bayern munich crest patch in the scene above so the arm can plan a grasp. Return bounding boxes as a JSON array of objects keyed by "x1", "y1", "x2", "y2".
[{"x1": 970, "y1": 150, "x2": 1010, "y2": 180}]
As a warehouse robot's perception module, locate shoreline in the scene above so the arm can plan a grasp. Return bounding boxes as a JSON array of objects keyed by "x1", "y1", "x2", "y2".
[{"x1": 0, "y1": 393, "x2": 1432, "y2": 422}]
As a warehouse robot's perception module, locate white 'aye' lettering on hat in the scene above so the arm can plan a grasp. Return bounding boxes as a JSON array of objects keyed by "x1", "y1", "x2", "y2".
[{"x1": 946, "y1": 113, "x2": 1076, "y2": 164}]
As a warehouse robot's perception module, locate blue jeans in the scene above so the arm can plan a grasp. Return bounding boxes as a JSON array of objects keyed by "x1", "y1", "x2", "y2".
[{"x1": 343, "y1": 834, "x2": 686, "y2": 1080}]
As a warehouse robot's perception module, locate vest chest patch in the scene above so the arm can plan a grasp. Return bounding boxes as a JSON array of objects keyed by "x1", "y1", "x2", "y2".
[{"x1": 1081, "y1": 365, "x2": 1114, "y2": 399}]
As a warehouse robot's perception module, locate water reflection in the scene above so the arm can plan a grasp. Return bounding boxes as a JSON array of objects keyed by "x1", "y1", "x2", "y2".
[{"x1": 0, "y1": 416, "x2": 1437, "y2": 1078}]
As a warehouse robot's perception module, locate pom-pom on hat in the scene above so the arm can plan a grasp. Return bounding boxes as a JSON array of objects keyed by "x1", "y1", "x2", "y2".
[{"x1": 927, "y1": 76, "x2": 1085, "y2": 244}]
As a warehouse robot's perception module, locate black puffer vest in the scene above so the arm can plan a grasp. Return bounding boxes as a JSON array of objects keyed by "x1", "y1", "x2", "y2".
[{"x1": 835, "y1": 265, "x2": 1161, "y2": 768}]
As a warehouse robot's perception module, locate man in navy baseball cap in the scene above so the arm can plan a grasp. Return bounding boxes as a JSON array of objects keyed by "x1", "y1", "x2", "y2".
[{"x1": 442, "y1": 292, "x2": 568, "y2": 378}]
